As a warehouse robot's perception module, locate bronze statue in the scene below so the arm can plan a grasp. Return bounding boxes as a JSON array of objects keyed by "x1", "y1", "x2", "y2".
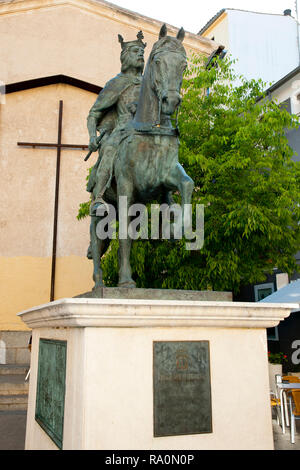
[
  {"x1": 87, "y1": 31, "x2": 146, "y2": 215},
  {"x1": 86, "y1": 25, "x2": 194, "y2": 288}
]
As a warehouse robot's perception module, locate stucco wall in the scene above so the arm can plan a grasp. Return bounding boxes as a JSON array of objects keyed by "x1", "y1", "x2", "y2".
[
  {"x1": 0, "y1": 84, "x2": 95, "y2": 329},
  {"x1": 227, "y1": 10, "x2": 300, "y2": 86},
  {"x1": 0, "y1": 0, "x2": 217, "y2": 87},
  {"x1": 201, "y1": 9, "x2": 300, "y2": 86}
]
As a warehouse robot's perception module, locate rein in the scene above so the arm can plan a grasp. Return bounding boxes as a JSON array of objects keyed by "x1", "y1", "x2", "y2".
[
  {"x1": 119, "y1": 126, "x2": 179, "y2": 146},
  {"x1": 154, "y1": 89, "x2": 181, "y2": 129},
  {"x1": 134, "y1": 126, "x2": 179, "y2": 136}
]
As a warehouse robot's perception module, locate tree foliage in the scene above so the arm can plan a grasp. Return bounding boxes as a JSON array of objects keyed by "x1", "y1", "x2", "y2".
[{"x1": 81, "y1": 55, "x2": 300, "y2": 293}]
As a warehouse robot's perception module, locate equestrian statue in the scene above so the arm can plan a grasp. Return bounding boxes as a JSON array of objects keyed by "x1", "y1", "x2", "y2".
[{"x1": 86, "y1": 24, "x2": 194, "y2": 289}]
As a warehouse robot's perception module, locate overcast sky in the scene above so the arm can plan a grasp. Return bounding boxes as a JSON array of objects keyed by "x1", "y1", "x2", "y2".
[{"x1": 109, "y1": 0, "x2": 298, "y2": 33}]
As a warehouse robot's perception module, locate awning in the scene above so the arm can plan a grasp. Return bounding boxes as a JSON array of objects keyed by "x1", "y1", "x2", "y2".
[{"x1": 260, "y1": 279, "x2": 300, "y2": 312}]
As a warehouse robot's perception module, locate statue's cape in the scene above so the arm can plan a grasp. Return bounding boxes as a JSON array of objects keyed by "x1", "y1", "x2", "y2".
[{"x1": 87, "y1": 74, "x2": 142, "y2": 193}]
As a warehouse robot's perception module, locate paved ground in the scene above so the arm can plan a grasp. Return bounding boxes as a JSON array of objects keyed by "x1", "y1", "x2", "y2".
[
  {"x1": 272, "y1": 418, "x2": 300, "y2": 450},
  {"x1": 0, "y1": 410, "x2": 27, "y2": 451},
  {"x1": 0, "y1": 410, "x2": 299, "y2": 450}
]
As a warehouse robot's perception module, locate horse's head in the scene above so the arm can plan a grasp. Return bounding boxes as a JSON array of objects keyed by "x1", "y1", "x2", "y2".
[{"x1": 150, "y1": 24, "x2": 187, "y2": 119}]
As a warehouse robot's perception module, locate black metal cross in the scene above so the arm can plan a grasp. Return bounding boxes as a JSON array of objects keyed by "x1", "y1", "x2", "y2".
[{"x1": 18, "y1": 100, "x2": 89, "y2": 302}]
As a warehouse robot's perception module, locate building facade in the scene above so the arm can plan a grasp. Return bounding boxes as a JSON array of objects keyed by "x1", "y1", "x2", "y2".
[{"x1": 199, "y1": 8, "x2": 300, "y2": 87}]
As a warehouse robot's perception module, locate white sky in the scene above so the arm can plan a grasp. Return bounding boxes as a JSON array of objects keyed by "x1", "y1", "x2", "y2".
[{"x1": 108, "y1": 0, "x2": 298, "y2": 33}]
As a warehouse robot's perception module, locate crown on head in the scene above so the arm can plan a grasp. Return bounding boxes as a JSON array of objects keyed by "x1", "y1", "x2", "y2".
[{"x1": 118, "y1": 31, "x2": 147, "y2": 50}]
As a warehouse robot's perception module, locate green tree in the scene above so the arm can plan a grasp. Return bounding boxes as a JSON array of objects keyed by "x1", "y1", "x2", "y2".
[{"x1": 80, "y1": 55, "x2": 300, "y2": 294}]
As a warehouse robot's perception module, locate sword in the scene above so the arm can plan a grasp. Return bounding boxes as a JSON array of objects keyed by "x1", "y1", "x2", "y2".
[{"x1": 84, "y1": 129, "x2": 106, "y2": 161}]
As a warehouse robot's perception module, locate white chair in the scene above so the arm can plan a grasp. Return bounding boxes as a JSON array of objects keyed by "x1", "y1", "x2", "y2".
[{"x1": 275, "y1": 374, "x2": 290, "y2": 429}]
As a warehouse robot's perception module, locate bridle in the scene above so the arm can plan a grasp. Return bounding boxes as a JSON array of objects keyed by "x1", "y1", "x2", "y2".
[{"x1": 149, "y1": 50, "x2": 186, "y2": 127}]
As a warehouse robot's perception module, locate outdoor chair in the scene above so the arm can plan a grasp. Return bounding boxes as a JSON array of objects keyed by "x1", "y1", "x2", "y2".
[
  {"x1": 275, "y1": 374, "x2": 290, "y2": 428},
  {"x1": 271, "y1": 374, "x2": 284, "y2": 426},
  {"x1": 282, "y1": 375, "x2": 300, "y2": 383},
  {"x1": 270, "y1": 392, "x2": 281, "y2": 425},
  {"x1": 281, "y1": 375, "x2": 300, "y2": 428},
  {"x1": 289, "y1": 390, "x2": 300, "y2": 444}
]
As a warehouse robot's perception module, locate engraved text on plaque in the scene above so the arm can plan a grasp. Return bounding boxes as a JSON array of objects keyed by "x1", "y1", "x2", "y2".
[
  {"x1": 153, "y1": 341, "x2": 212, "y2": 437},
  {"x1": 35, "y1": 339, "x2": 67, "y2": 449}
]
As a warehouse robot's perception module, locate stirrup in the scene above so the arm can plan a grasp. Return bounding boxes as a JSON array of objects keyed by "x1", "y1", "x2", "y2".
[{"x1": 90, "y1": 197, "x2": 109, "y2": 216}]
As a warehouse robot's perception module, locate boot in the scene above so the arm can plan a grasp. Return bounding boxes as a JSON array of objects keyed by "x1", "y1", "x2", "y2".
[{"x1": 90, "y1": 196, "x2": 110, "y2": 216}]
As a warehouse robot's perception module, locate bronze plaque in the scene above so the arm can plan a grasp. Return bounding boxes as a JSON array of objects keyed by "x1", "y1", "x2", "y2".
[
  {"x1": 153, "y1": 341, "x2": 212, "y2": 437},
  {"x1": 35, "y1": 339, "x2": 67, "y2": 449}
]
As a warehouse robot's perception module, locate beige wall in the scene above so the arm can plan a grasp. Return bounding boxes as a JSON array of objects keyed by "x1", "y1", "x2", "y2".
[
  {"x1": 0, "y1": 0, "x2": 217, "y2": 331},
  {"x1": 0, "y1": 0, "x2": 217, "y2": 87},
  {"x1": 0, "y1": 84, "x2": 95, "y2": 329}
]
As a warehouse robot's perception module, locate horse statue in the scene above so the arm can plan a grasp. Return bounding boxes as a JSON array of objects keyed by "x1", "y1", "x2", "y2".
[{"x1": 89, "y1": 24, "x2": 194, "y2": 289}]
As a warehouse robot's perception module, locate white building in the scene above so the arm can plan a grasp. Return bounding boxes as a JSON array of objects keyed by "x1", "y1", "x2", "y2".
[
  {"x1": 265, "y1": 65, "x2": 300, "y2": 160},
  {"x1": 264, "y1": 65, "x2": 300, "y2": 270},
  {"x1": 199, "y1": 8, "x2": 300, "y2": 87}
]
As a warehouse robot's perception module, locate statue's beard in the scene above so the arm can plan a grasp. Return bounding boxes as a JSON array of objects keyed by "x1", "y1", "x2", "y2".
[{"x1": 121, "y1": 57, "x2": 144, "y2": 74}]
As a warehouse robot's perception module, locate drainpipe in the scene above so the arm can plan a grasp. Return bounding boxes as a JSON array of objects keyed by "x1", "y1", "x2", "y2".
[{"x1": 294, "y1": 2, "x2": 300, "y2": 65}]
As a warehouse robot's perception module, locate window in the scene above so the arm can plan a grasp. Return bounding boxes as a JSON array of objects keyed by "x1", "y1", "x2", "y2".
[
  {"x1": 254, "y1": 282, "x2": 274, "y2": 301},
  {"x1": 267, "y1": 326, "x2": 279, "y2": 341},
  {"x1": 279, "y1": 98, "x2": 291, "y2": 114},
  {"x1": 254, "y1": 282, "x2": 278, "y2": 341}
]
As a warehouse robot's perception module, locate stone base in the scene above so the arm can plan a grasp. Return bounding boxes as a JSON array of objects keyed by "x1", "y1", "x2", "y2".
[
  {"x1": 0, "y1": 331, "x2": 31, "y2": 365},
  {"x1": 268, "y1": 363, "x2": 282, "y2": 395},
  {"x1": 75, "y1": 286, "x2": 232, "y2": 302},
  {"x1": 18, "y1": 297, "x2": 297, "y2": 450}
]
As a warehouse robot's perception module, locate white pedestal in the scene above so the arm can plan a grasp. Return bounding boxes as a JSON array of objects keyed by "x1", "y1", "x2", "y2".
[{"x1": 18, "y1": 298, "x2": 297, "y2": 450}]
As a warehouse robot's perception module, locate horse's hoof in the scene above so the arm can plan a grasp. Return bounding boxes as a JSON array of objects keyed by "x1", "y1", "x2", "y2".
[
  {"x1": 118, "y1": 280, "x2": 136, "y2": 289},
  {"x1": 92, "y1": 284, "x2": 103, "y2": 291},
  {"x1": 93, "y1": 279, "x2": 104, "y2": 289},
  {"x1": 90, "y1": 203, "x2": 100, "y2": 217},
  {"x1": 90, "y1": 199, "x2": 109, "y2": 217}
]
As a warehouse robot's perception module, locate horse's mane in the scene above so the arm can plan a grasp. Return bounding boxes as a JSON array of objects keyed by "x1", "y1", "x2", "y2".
[{"x1": 133, "y1": 37, "x2": 186, "y2": 127}]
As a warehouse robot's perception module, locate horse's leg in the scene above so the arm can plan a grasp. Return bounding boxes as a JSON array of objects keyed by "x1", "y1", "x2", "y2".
[
  {"x1": 117, "y1": 179, "x2": 136, "y2": 288},
  {"x1": 90, "y1": 216, "x2": 110, "y2": 288},
  {"x1": 166, "y1": 162, "x2": 194, "y2": 227},
  {"x1": 162, "y1": 190, "x2": 174, "y2": 206}
]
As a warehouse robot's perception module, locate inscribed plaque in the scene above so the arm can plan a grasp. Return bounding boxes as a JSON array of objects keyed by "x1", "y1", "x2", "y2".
[
  {"x1": 153, "y1": 341, "x2": 212, "y2": 437},
  {"x1": 35, "y1": 339, "x2": 67, "y2": 449}
]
